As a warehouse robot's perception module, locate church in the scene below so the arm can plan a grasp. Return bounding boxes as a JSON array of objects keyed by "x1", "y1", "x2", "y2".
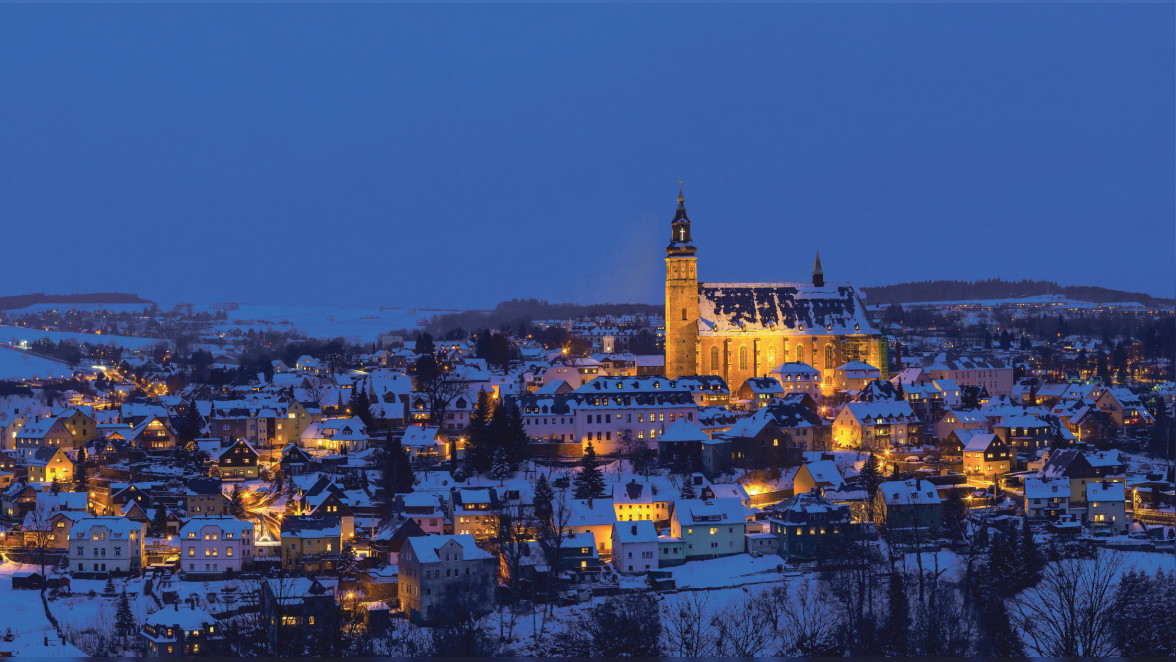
[{"x1": 663, "y1": 185, "x2": 888, "y2": 395}]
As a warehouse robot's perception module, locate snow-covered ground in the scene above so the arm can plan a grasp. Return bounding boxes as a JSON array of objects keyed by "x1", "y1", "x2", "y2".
[
  {"x1": 0, "y1": 561, "x2": 86, "y2": 657},
  {"x1": 0, "y1": 324, "x2": 166, "y2": 351},
  {"x1": 668, "y1": 553, "x2": 789, "y2": 589},
  {"x1": 0, "y1": 346, "x2": 80, "y2": 381},
  {"x1": 198, "y1": 304, "x2": 442, "y2": 342}
]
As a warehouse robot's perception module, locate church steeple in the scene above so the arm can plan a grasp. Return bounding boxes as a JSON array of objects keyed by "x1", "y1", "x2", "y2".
[
  {"x1": 812, "y1": 250, "x2": 824, "y2": 287},
  {"x1": 667, "y1": 180, "x2": 696, "y2": 256}
]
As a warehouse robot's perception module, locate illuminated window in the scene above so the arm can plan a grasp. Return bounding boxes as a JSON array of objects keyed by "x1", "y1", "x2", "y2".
[
  {"x1": 739, "y1": 347, "x2": 747, "y2": 370},
  {"x1": 710, "y1": 347, "x2": 720, "y2": 371}
]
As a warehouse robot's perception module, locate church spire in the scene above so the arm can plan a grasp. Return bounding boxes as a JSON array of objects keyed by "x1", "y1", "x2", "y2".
[
  {"x1": 674, "y1": 179, "x2": 689, "y2": 222},
  {"x1": 812, "y1": 250, "x2": 824, "y2": 287},
  {"x1": 667, "y1": 180, "x2": 695, "y2": 256}
]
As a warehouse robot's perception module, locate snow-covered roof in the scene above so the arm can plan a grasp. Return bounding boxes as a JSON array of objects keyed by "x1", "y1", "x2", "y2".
[
  {"x1": 657, "y1": 419, "x2": 709, "y2": 444},
  {"x1": 613, "y1": 520, "x2": 657, "y2": 544},
  {"x1": 1087, "y1": 482, "x2": 1125, "y2": 502},
  {"x1": 697, "y1": 282, "x2": 878, "y2": 335},
  {"x1": 880, "y1": 479, "x2": 940, "y2": 505},
  {"x1": 1024, "y1": 477, "x2": 1071, "y2": 500},
  {"x1": 405, "y1": 534, "x2": 492, "y2": 563}
]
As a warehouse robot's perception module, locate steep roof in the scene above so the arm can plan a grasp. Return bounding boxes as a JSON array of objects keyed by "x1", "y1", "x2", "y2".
[{"x1": 697, "y1": 282, "x2": 878, "y2": 335}]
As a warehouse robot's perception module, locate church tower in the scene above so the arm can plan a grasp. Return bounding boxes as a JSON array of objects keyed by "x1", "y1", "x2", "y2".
[
  {"x1": 812, "y1": 250, "x2": 824, "y2": 287},
  {"x1": 665, "y1": 182, "x2": 699, "y2": 379}
]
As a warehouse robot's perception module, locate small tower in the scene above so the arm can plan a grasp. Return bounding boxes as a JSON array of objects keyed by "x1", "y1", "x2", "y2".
[
  {"x1": 665, "y1": 181, "x2": 699, "y2": 378},
  {"x1": 812, "y1": 250, "x2": 824, "y2": 287}
]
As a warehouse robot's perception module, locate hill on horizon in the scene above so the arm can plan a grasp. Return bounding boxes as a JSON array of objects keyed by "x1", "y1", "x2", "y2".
[
  {"x1": 0, "y1": 292, "x2": 154, "y2": 311},
  {"x1": 859, "y1": 279, "x2": 1173, "y2": 308}
]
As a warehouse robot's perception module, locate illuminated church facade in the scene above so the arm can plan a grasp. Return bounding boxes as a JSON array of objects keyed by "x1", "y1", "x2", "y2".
[{"x1": 664, "y1": 186, "x2": 888, "y2": 395}]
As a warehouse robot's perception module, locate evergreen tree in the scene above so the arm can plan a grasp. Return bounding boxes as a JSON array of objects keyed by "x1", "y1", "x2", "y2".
[
  {"x1": 349, "y1": 383, "x2": 374, "y2": 428},
  {"x1": 859, "y1": 452, "x2": 884, "y2": 523},
  {"x1": 338, "y1": 543, "x2": 360, "y2": 578},
  {"x1": 177, "y1": 402, "x2": 204, "y2": 444},
  {"x1": 1019, "y1": 517, "x2": 1042, "y2": 586},
  {"x1": 533, "y1": 474, "x2": 554, "y2": 523},
  {"x1": 116, "y1": 589, "x2": 135, "y2": 637},
  {"x1": 379, "y1": 432, "x2": 415, "y2": 507},
  {"x1": 490, "y1": 447, "x2": 512, "y2": 486},
  {"x1": 503, "y1": 401, "x2": 530, "y2": 467},
  {"x1": 679, "y1": 477, "x2": 697, "y2": 500},
  {"x1": 152, "y1": 504, "x2": 168, "y2": 537},
  {"x1": 414, "y1": 332, "x2": 435, "y2": 355},
  {"x1": 465, "y1": 391, "x2": 494, "y2": 473},
  {"x1": 50, "y1": 477, "x2": 63, "y2": 495},
  {"x1": 882, "y1": 572, "x2": 910, "y2": 656},
  {"x1": 573, "y1": 443, "x2": 606, "y2": 499},
  {"x1": 229, "y1": 486, "x2": 246, "y2": 518},
  {"x1": 103, "y1": 577, "x2": 116, "y2": 596},
  {"x1": 74, "y1": 446, "x2": 89, "y2": 494}
]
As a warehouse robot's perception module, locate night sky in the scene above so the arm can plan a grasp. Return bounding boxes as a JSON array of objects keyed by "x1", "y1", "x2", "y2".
[{"x1": 1, "y1": 4, "x2": 1172, "y2": 309}]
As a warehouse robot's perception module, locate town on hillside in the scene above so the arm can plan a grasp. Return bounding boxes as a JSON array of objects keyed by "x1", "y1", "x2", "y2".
[{"x1": 0, "y1": 194, "x2": 1172, "y2": 657}]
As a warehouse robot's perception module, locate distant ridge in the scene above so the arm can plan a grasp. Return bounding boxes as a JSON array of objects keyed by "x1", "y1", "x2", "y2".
[
  {"x1": 861, "y1": 279, "x2": 1173, "y2": 308},
  {"x1": 0, "y1": 292, "x2": 153, "y2": 311}
]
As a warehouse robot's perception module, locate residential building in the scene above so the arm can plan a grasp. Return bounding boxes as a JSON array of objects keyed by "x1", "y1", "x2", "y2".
[
  {"x1": 611, "y1": 520, "x2": 659, "y2": 573},
  {"x1": 179, "y1": 517, "x2": 254, "y2": 576},
  {"x1": 832, "y1": 401, "x2": 921, "y2": 450},
  {"x1": 69, "y1": 516, "x2": 147, "y2": 576},
  {"x1": 398, "y1": 534, "x2": 496, "y2": 623},
  {"x1": 962, "y1": 433, "x2": 1011, "y2": 482},
  {"x1": 140, "y1": 605, "x2": 221, "y2": 656},
  {"x1": 768, "y1": 491, "x2": 856, "y2": 559},
  {"x1": 668, "y1": 498, "x2": 747, "y2": 560}
]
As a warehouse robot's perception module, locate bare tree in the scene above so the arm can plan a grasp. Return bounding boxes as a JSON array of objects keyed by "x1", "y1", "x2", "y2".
[
  {"x1": 21, "y1": 504, "x2": 59, "y2": 595},
  {"x1": 710, "y1": 591, "x2": 776, "y2": 657},
  {"x1": 779, "y1": 580, "x2": 841, "y2": 657},
  {"x1": 661, "y1": 591, "x2": 715, "y2": 657},
  {"x1": 1010, "y1": 551, "x2": 1125, "y2": 657},
  {"x1": 490, "y1": 495, "x2": 533, "y2": 642}
]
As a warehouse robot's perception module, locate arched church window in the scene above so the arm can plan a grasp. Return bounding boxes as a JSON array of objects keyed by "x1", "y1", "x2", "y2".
[
  {"x1": 710, "y1": 347, "x2": 720, "y2": 371},
  {"x1": 824, "y1": 345, "x2": 834, "y2": 382},
  {"x1": 739, "y1": 347, "x2": 748, "y2": 370},
  {"x1": 797, "y1": 345, "x2": 806, "y2": 363},
  {"x1": 768, "y1": 347, "x2": 776, "y2": 366},
  {"x1": 681, "y1": 308, "x2": 688, "y2": 321}
]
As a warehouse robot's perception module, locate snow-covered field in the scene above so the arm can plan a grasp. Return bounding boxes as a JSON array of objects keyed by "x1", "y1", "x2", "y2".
[
  {"x1": 668, "y1": 553, "x2": 789, "y2": 589},
  {"x1": 0, "y1": 561, "x2": 86, "y2": 657},
  {"x1": 0, "y1": 346, "x2": 80, "y2": 381},
  {"x1": 199, "y1": 304, "x2": 443, "y2": 342},
  {"x1": 0, "y1": 325, "x2": 167, "y2": 351}
]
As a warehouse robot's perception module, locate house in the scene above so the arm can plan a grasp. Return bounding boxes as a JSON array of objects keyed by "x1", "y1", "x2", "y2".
[
  {"x1": 279, "y1": 443, "x2": 318, "y2": 476},
  {"x1": 299, "y1": 416, "x2": 370, "y2": 456},
  {"x1": 56, "y1": 408, "x2": 98, "y2": 445},
  {"x1": 183, "y1": 478, "x2": 228, "y2": 517},
  {"x1": 449, "y1": 488, "x2": 498, "y2": 539},
  {"x1": 792, "y1": 460, "x2": 846, "y2": 495},
  {"x1": 217, "y1": 439, "x2": 260, "y2": 481},
  {"x1": 2, "y1": 482, "x2": 38, "y2": 519},
  {"x1": 612, "y1": 480, "x2": 670, "y2": 523},
  {"x1": 1094, "y1": 388, "x2": 1155, "y2": 429},
  {"x1": 179, "y1": 517, "x2": 255, "y2": 577},
  {"x1": 832, "y1": 361, "x2": 882, "y2": 393},
  {"x1": 611, "y1": 520, "x2": 659, "y2": 573},
  {"x1": 69, "y1": 516, "x2": 147, "y2": 576},
  {"x1": 13, "y1": 418, "x2": 74, "y2": 459},
  {"x1": 1040, "y1": 449, "x2": 1124, "y2": 506},
  {"x1": 767, "y1": 362, "x2": 822, "y2": 399},
  {"x1": 402, "y1": 493, "x2": 446, "y2": 534},
  {"x1": 1023, "y1": 477, "x2": 1071, "y2": 520},
  {"x1": 832, "y1": 401, "x2": 921, "y2": 450},
  {"x1": 657, "y1": 419, "x2": 709, "y2": 470},
  {"x1": 397, "y1": 534, "x2": 496, "y2": 624},
  {"x1": 259, "y1": 576, "x2": 339, "y2": 655},
  {"x1": 140, "y1": 605, "x2": 221, "y2": 656},
  {"x1": 934, "y1": 409, "x2": 988, "y2": 444},
  {"x1": 0, "y1": 411, "x2": 29, "y2": 451},
  {"x1": 674, "y1": 375, "x2": 731, "y2": 407},
  {"x1": 961, "y1": 433, "x2": 1011, "y2": 482},
  {"x1": 922, "y1": 352, "x2": 1014, "y2": 398},
  {"x1": 669, "y1": 498, "x2": 747, "y2": 560},
  {"x1": 280, "y1": 515, "x2": 342, "y2": 572},
  {"x1": 566, "y1": 498, "x2": 618, "y2": 554},
  {"x1": 1086, "y1": 481, "x2": 1127, "y2": 533},
  {"x1": 129, "y1": 416, "x2": 177, "y2": 451},
  {"x1": 25, "y1": 445, "x2": 74, "y2": 485},
  {"x1": 400, "y1": 425, "x2": 449, "y2": 464},
  {"x1": 737, "y1": 377, "x2": 786, "y2": 410},
  {"x1": 879, "y1": 479, "x2": 942, "y2": 533},
  {"x1": 768, "y1": 491, "x2": 856, "y2": 559}
]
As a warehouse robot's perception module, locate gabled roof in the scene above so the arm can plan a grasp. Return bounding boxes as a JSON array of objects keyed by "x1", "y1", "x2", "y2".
[
  {"x1": 404, "y1": 534, "x2": 492, "y2": 563},
  {"x1": 697, "y1": 282, "x2": 878, "y2": 335},
  {"x1": 657, "y1": 419, "x2": 709, "y2": 444},
  {"x1": 613, "y1": 519, "x2": 658, "y2": 544},
  {"x1": 880, "y1": 479, "x2": 940, "y2": 505},
  {"x1": 962, "y1": 433, "x2": 1002, "y2": 453}
]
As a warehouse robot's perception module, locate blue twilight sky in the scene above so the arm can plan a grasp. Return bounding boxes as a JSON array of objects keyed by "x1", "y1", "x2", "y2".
[{"x1": 0, "y1": 3, "x2": 1172, "y2": 309}]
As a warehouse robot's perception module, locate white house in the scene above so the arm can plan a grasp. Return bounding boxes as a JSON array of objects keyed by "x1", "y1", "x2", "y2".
[
  {"x1": 179, "y1": 517, "x2": 255, "y2": 575},
  {"x1": 669, "y1": 498, "x2": 748, "y2": 560},
  {"x1": 70, "y1": 517, "x2": 147, "y2": 575},
  {"x1": 611, "y1": 520, "x2": 659, "y2": 574},
  {"x1": 1086, "y1": 481, "x2": 1127, "y2": 533},
  {"x1": 1023, "y1": 477, "x2": 1071, "y2": 519}
]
